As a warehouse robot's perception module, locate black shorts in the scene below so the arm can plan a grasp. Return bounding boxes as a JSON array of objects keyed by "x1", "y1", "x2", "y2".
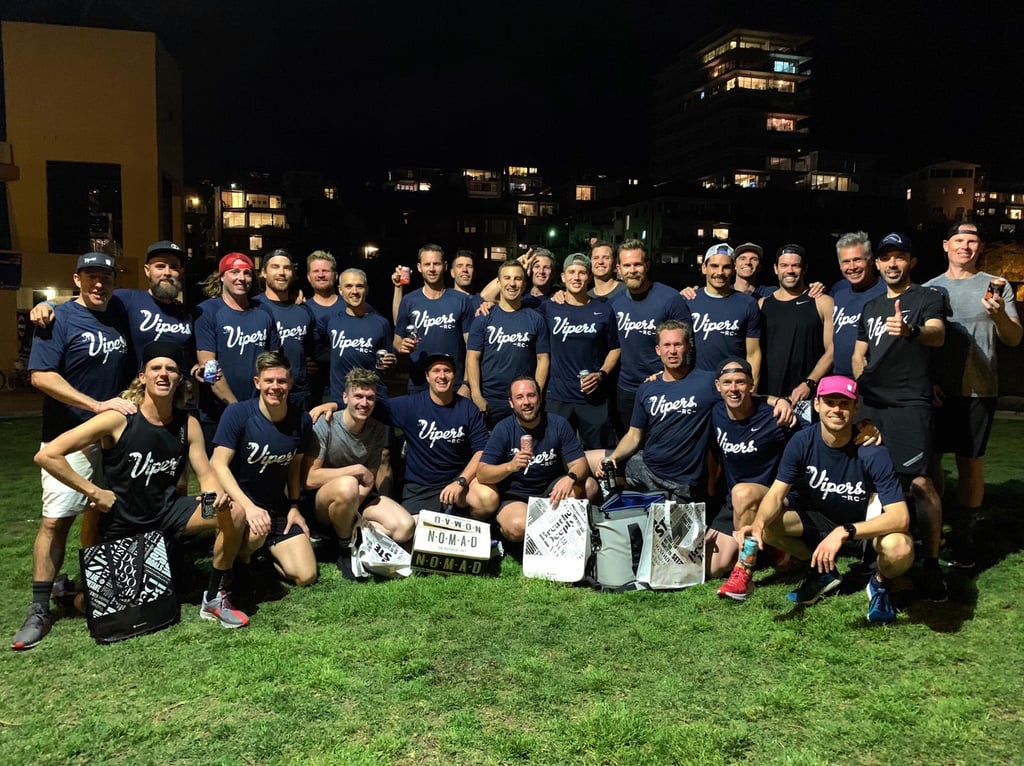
[
  {"x1": 547, "y1": 398, "x2": 614, "y2": 451},
  {"x1": 498, "y1": 478, "x2": 562, "y2": 512},
  {"x1": 709, "y1": 502, "x2": 734, "y2": 535},
  {"x1": 933, "y1": 396, "x2": 996, "y2": 459},
  {"x1": 623, "y1": 452, "x2": 695, "y2": 503},
  {"x1": 265, "y1": 514, "x2": 308, "y2": 548},
  {"x1": 858, "y1": 402, "x2": 932, "y2": 477},
  {"x1": 99, "y1": 495, "x2": 198, "y2": 543},
  {"x1": 402, "y1": 481, "x2": 465, "y2": 516},
  {"x1": 793, "y1": 509, "x2": 840, "y2": 551}
]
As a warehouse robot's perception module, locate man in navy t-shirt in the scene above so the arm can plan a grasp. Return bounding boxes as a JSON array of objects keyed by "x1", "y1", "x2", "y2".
[
  {"x1": 737, "y1": 375, "x2": 914, "y2": 623},
  {"x1": 388, "y1": 353, "x2": 496, "y2": 517},
  {"x1": 466, "y1": 260, "x2": 549, "y2": 426},
  {"x1": 392, "y1": 244, "x2": 476, "y2": 393},
  {"x1": 609, "y1": 239, "x2": 692, "y2": 436},
  {"x1": 13, "y1": 252, "x2": 134, "y2": 651},
  {"x1": 830, "y1": 231, "x2": 885, "y2": 377},
  {"x1": 541, "y1": 253, "x2": 620, "y2": 450},
  {"x1": 478, "y1": 377, "x2": 595, "y2": 543}
]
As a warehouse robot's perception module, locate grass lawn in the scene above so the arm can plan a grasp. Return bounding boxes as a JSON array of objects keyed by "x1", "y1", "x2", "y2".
[{"x1": 1, "y1": 415, "x2": 1022, "y2": 765}]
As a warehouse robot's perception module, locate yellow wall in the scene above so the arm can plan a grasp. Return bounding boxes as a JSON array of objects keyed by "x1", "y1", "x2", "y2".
[{"x1": 0, "y1": 21, "x2": 183, "y2": 369}]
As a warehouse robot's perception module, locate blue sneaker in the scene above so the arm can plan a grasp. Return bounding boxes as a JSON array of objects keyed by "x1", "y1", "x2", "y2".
[
  {"x1": 786, "y1": 569, "x2": 841, "y2": 605},
  {"x1": 866, "y1": 576, "x2": 895, "y2": 624}
]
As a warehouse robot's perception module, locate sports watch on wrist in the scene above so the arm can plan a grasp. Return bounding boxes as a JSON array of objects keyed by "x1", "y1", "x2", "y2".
[{"x1": 842, "y1": 523, "x2": 857, "y2": 541}]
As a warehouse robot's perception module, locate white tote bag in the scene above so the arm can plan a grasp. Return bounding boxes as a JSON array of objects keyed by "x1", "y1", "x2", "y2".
[
  {"x1": 636, "y1": 501, "x2": 706, "y2": 590},
  {"x1": 522, "y1": 496, "x2": 590, "y2": 583},
  {"x1": 355, "y1": 519, "x2": 412, "y2": 579}
]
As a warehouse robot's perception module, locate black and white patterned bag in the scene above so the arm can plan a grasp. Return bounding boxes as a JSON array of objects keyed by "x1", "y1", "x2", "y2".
[{"x1": 79, "y1": 530, "x2": 179, "y2": 644}]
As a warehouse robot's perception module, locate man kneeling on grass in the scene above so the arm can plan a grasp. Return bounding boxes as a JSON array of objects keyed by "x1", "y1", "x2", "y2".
[
  {"x1": 735, "y1": 375, "x2": 914, "y2": 623},
  {"x1": 304, "y1": 368, "x2": 414, "y2": 580},
  {"x1": 33, "y1": 342, "x2": 250, "y2": 632}
]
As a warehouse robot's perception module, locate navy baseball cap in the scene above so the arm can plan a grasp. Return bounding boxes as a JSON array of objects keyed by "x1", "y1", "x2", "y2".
[
  {"x1": 146, "y1": 240, "x2": 185, "y2": 262},
  {"x1": 76, "y1": 252, "x2": 116, "y2": 273},
  {"x1": 876, "y1": 232, "x2": 913, "y2": 255}
]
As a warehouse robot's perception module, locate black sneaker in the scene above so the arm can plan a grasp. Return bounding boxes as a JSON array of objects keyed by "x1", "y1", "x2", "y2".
[
  {"x1": 336, "y1": 549, "x2": 364, "y2": 581},
  {"x1": 786, "y1": 569, "x2": 842, "y2": 605},
  {"x1": 11, "y1": 603, "x2": 52, "y2": 651},
  {"x1": 919, "y1": 563, "x2": 949, "y2": 603},
  {"x1": 946, "y1": 540, "x2": 976, "y2": 570}
]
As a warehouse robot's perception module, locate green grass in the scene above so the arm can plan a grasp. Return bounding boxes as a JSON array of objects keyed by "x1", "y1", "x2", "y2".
[{"x1": 1, "y1": 416, "x2": 1023, "y2": 765}]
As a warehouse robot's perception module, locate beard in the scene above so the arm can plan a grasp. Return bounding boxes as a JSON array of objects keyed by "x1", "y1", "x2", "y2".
[{"x1": 151, "y1": 279, "x2": 180, "y2": 301}]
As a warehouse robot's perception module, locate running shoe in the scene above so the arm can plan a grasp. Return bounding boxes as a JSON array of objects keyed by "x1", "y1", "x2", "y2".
[
  {"x1": 11, "y1": 603, "x2": 52, "y2": 650},
  {"x1": 717, "y1": 566, "x2": 754, "y2": 601},
  {"x1": 200, "y1": 589, "x2": 249, "y2": 628},
  {"x1": 919, "y1": 562, "x2": 949, "y2": 603},
  {"x1": 866, "y1": 576, "x2": 895, "y2": 624},
  {"x1": 786, "y1": 569, "x2": 842, "y2": 605}
]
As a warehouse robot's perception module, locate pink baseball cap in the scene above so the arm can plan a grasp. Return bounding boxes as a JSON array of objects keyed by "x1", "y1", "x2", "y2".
[{"x1": 816, "y1": 375, "x2": 858, "y2": 400}]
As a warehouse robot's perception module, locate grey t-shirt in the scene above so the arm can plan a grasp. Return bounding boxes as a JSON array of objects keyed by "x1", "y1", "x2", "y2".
[
  {"x1": 311, "y1": 415, "x2": 386, "y2": 470},
  {"x1": 924, "y1": 271, "x2": 1019, "y2": 397}
]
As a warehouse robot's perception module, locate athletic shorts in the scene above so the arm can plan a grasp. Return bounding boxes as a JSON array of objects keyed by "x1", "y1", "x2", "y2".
[
  {"x1": 709, "y1": 502, "x2": 734, "y2": 535},
  {"x1": 857, "y1": 402, "x2": 932, "y2": 477},
  {"x1": 498, "y1": 477, "x2": 561, "y2": 512},
  {"x1": 933, "y1": 395, "x2": 996, "y2": 459},
  {"x1": 99, "y1": 495, "x2": 198, "y2": 542},
  {"x1": 547, "y1": 398, "x2": 614, "y2": 451},
  {"x1": 402, "y1": 481, "x2": 465, "y2": 516},
  {"x1": 794, "y1": 495, "x2": 882, "y2": 550},
  {"x1": 623, "y1": 452, "x2": 695, "y2": 503},
  {"x1": 40, "y1": 443, "x2": 103, "y2": 519},
  {"x1": 265, "y1": 514, "x2": 308, "y2": 548}
]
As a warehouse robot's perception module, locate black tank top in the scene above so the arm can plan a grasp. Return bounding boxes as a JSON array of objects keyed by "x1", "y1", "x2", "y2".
[
  {"x1": 760, "y1": 292, "x2": 825, "y2": 397},
  {"x1": 102, "y1": 410, "x2": 188, "y2": 530}
]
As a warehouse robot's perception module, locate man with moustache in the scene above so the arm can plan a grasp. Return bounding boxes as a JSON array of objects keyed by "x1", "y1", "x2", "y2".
[
  {"x1": 194, "y1": 253, "x2": 281, "y2": 450},
  {"x1": 30, "y1": 240, "x2": 195, "y2": 372},
  {"x1": 853, "y1": 232, "x2": 947, "y2": 600},
  {"x1": 477, "y1": 377, "x2": 594, "y2": 544},
  {"x1": 388, "y1": 353, "x2": 496, "y2": 517},
  {"x1": 257, "y1": 249, "x2": 316, "y2": 411},
  {"x1": 393, "y1": 244, "x2": 476, "y2": 394},
  {"x1": 759, "y1": 245, "x2": 835, "y2": 415},
  {"x1": 540, "y1": 253, "x2": 620, "y2": 449},
  {"x1": 736, "y1": 376, "x2": 914, "y2": 623},
  {"x1": 924, "y1": 222, "x2": 1021, "y2": 568},
  {"x1": 830, "y1": 232, "x2": 885, "y2": 377},
  {"x1": 608, "y1": 239, "x2": 692, "y2": 436},
  {"x1": 466, "y1": 260, "x2": 549, "y2": 425},
  {"x1": 12, "y1": 252, "x2": 133, "y2": 650},
  {"x1": 685, "y1": 243, "x2": 763, "y2": 384}
]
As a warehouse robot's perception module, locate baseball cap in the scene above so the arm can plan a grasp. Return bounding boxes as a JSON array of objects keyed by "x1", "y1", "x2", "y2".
[
  {"x1": 146, "y1": 240, "x2": 185, "y2": 262},
  {"x1": 424, "y1": 352, "x2": 456, "y2": 370},
  {"x1": 76, "y1": 252, "x2": 116, "y2": 273},
  {"x1": 733, "y1": 242, "x2": 763, "y2": 257},
  {"x1": 218, "y1": 253, "x2": 255, "y2": 273},
  {"x1": 776, "y1": 243, "x2": 806, "y2": 259},
  {"x1": 716, "y1": 357, "x2": 753, "y2": 378},
  {"x1": 705, "y1": 243, "x2": 734, "y2": 259},
  {"x1": 563, "y1": 253, "x2": 591, "y2": 270},
  {"x1": 141, "y1": 340, "x2": 185, "y2": 370},
  {"x1": 876, "y1": 232, "x2": 913, "y2": 255},
  {"x1": 816, "y1": 375, "x2": 858, "y2": 400},
  {"x1": 947, "y1": 222, "x2": 983, "y2": 240}
]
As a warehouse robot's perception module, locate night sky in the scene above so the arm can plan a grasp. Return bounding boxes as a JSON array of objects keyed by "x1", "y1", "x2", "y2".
[{"x1": 4, "y1": 1, "x2": 1023, "y2": 182}]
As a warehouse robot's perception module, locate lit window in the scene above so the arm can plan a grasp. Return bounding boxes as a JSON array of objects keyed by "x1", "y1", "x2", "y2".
[
  {"x1": 418, "y1": 182, "x2": 432, "y2": 192},
  {"x1": 221, "y1": 190, "x2": 246, "y2": 208},
  {"x1": 249, "y1": 235, "x2": 262, "y2": 251},
  {"x1": 488, "y1": 246, "x2": 507, "y2": 261},
  {"x1": 906, "y1": 188, "x2": 912, "y2": 200},
  {"x1": 576, "y1": 185, "x2": 595, "y2": 201},
  {"x1": 734, "y1": 173, "x2": 765, "y2": 188},
  {"x1": 712, "y1": 227, "x2": 729, "y2": 240},
  {"x1": 766, "y1": 117, "x2": 795, "y2": 132},
  {"x1": 768, "y1": 156, "x2": 793, "y2": 171},
  {"x1": 989, "y1": 192, "x2": 998, "y2": 200},
  {"x1": 222, "y1": 211, "x2": 246, "y2": 229},
  {"x1": 463, "y1": 223, "x2": 477, "y2": 234},
  {"x1": 517, "y1": 202, "x2": 537, "y2": 217},
  {"x1": 362, "y1": 245, "x2": 379, "y2": 259},
  {"x1": 1000, "y1": 223, "x2": 1017, "y2": 234},
  {"x1": 324, "y1": 187, "x2": 335, "y2": 200},
  {"x1": 957, "y1": 187, "x2": 966, "y2": 196},
  {"x1": 772, "y1": 59, "x2": 797, "y2": 74},
  {"x1": 1009, "y1": 208, "x2": 1023, "y2": 220},
  {"x1": 697, "y1": 228, "x2": 705, "y2": 237}
]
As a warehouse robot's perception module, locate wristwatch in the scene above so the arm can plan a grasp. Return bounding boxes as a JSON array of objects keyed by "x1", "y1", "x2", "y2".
[
  {"x1": 566, "y1": 471, "x2": 580, "y2": 484},
  {"x1": 908, "y1": 325, "x2": 921, "y2": 339},
  {"x1": 454, "y1": 476, "x2": 468, "y2": 488},
  {"x1": 804, "y1": 378, "x2": 817, "y2": 390},
  {"x1": 842, "y1": 523, "x2": 857, "y2": 541}
]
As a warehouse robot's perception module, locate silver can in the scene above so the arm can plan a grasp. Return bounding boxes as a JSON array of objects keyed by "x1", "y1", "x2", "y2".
[
  {"x1": 375, "y1": 349, "x2": 388, "y2": 370},
  {"x1": 202, "y1": 359, "x2": 220, "y2": 384},
  {"x1": 200, "y1": 491, "x2": 218, "y2": 519},
  {"x1": 406, "y1": 324, "x2": 419, "y2": 341}
]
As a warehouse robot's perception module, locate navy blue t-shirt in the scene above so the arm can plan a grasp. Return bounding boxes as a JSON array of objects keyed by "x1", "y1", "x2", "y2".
[
  {"x1": 829, "y1": 278, "x2": 886, "y2": 377},
  {"x1": 630, "y1": 369, "x2": 718, "y2": 487},
  {"x1": 466, "y1": 306, "x2": 549, "y2": 402},
  {"x1": 388, "y1": 391, "x2": 489, "y2": 486},
  {"x1": 481, "y1": 413, "x2": 585, "y2": 499},
  {"x1": 776, "y1": 427, "x2": 905, "y2": 524},
  {"x1": 255, "y1": 297, "x2": 315, "y2": 401},
  {"x1": 711, "y1": 400, "x2": 799, "y2": 494},
  {"x1": 194, "y1": 299, "x2": 281, "y2": 423},
  {"x1": 396, "y1": 289, "x2": 475, "y2": 388},
  {"x1": 113, "y1": 288, "x2": 195, "y2": 371},
  {"x1": 213, "y1": 399, "x2": 312, "y2": 515},
  {"x1": 30, "y1": 300, "x2": 132, "y2": 441},
  {"x1": 686, "y1": 289, "x2": 762, "y2": 373},
  {"x1": 316, "y1": 309, "x2": 392, "y2": 403},
  {"x1": 610, "y1": 282, "x2": 693, "y2": 392},
  {"x1": 540, "y1": 298, "x2": 619, "y2": 404}
]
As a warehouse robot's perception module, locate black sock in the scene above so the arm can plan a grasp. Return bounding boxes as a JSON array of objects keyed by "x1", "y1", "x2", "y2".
[
  {"x1": 338, "y1": 536, "x2": 352, "y2": 552},
  {"x1": 206, "y1": 567, "x2": 230, "y2": 602},
  {"x1": 32, "y1": 581, "x2": 53, "y2": 610},
  {"x1": 231, "y1": 562, "x2": 251, "y2": 595}
]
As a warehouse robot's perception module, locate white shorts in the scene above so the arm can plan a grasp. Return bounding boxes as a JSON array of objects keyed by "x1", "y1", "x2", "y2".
[{"x1": 40, "y1": 442, "x2": 103, "y2": 519}]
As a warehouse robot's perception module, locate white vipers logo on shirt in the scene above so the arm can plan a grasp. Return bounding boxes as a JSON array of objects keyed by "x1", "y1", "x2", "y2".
[{"x1": 246, "y1": 441, "x2": 297, "y2": 474}]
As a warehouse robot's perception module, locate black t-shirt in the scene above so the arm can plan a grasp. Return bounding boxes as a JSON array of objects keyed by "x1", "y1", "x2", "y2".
[{"x1": 856, "y1": 284, "x2": 944, "y2": 407}]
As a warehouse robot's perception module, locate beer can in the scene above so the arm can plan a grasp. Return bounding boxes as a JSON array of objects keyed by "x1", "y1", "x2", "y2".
[
  {"x1": 519, "y1": 434, "x2": 533, "y2": 453},
  {"x1": 599, "y1": 459, "x2": 617, "y2": 499},
  {"x1": 985, "y1": 277, "x2": 1006, "y2": 300},
  {"x1": 740, "y1": 535, "x2": 758, "y2": 569},
  {"x1": 399, "y1": 266, "x2": 412, "y2": 285},
  {"x1": 578, "y1": 370, "x2": 591, "y2": 385},
  {"x1": 200, "y1": 491, "x2": 218, "y2": 519},
  {"x1": 375, "y1": 349, "x2": 388, "y2": 370},
  {"x1": 202, "y1": 359, "x2": 220, "y2": 384},
  {"x1": 406, "y1": 324, "x2": 419, "y2": 341}
]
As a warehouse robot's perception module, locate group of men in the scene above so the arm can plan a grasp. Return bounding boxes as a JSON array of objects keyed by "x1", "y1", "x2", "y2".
[{"x1": 11, "y1": 220, "x2": 1019, "y2": 650}]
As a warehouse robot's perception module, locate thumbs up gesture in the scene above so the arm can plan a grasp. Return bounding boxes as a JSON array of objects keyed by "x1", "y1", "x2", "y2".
[{"x1": 885, "y1": 298, "x2": 908, "y2": 337}]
